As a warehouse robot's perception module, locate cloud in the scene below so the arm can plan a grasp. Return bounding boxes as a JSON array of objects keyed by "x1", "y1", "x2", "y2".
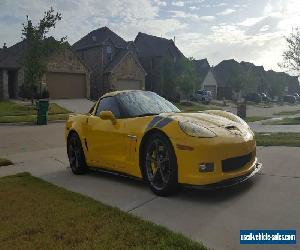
[
  {"x1": 153, "y1": 0, "x2": 167, "y2": 6},
  {"x1": 238, "y1": 17, "x2": 266, "y2": 27},
  {"x1": 260, "y1": 25, "x2": 270, "y2": 32},
  {"x1": 171, "y1": 1, "x2": 184, "y2": 7},
  {"x1": 216, "y1": 3, "x2": 228, "y2": 7},
  {"x1": 199, "y1": 16, "x2": 216, "y2": 22},
  {"x1": 217, "y1": 8, "x2": 236, "y2": 16},
  {"x1": 189, "y1": 6, "x2": 200, "y2": 10},
  {"x1": 1, "y1": 0, "x2": 300, "y2": 73}
]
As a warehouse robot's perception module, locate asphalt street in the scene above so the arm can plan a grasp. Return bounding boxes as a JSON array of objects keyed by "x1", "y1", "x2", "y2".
[{"x1": 0, "y1": 123, "x2": 299, "y2": 250}]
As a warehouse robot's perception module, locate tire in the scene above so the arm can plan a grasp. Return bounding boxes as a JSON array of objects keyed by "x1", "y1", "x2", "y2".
[
  {"x1": 67, "y1": 132, "x2": 87, "y2": 175},
  {"x1": 142, "y1": 133, "x2": 178, "y2": 196}
]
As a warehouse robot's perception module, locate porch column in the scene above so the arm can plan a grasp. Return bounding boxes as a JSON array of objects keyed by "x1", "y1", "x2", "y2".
[{"x1": 2, "y1": 69, "x2": 9, "y2": 100}]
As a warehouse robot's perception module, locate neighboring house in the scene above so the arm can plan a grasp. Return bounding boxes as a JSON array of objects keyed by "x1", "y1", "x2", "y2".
[
  {"x1": 193, "y1": 59, "x2": 218, "y2": 98},
  {"x1": 202, "y1": 70, "x2": 218, "y2": 98},
  {"x1": 134, "y1": 32, "x2": 184, "y2": 94},
  {"x1": 72, "y1": 27, "x2": 146, "y2": 98},
  {"x1": 0, "y1": 40, "x2": 90, "y2": 100},
  {"x1": 214, "y1": 59, "x2": 300, "y2": 100},
  {"x1": 194, "y1": 59, "x2": 210, "y2": 91}
]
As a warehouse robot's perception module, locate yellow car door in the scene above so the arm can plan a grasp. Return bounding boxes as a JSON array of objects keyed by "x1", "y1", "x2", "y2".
[{"x1": 86, "y1": 96, "x2": 128, "y2": 171}]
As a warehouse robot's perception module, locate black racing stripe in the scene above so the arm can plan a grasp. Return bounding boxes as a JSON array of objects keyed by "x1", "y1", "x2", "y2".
[
  {"x1": 155, "y1": 117, "x2": 173, "y2": 129},
  {"x1": 146, "y1": 116, "x2": 164, "y2": 130}
]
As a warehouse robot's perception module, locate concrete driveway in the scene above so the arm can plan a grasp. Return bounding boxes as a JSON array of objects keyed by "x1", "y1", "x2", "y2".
[
  {"x1": 0, "y1": 123, "x2": 299, "y2": 250},
  {"x1": 52, "y1": 98, "x2": 95, "y2": 114}
]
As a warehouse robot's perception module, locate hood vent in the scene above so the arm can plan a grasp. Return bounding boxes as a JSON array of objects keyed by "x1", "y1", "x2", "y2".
[{"x1": 225, "y1": 125, "x2": 238, "y2": 130}]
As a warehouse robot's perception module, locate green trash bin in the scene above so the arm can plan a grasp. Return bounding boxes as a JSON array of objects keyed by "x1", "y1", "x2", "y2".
[{"x1": 37, "y1": 99, "x2": 49, "y2": 125}]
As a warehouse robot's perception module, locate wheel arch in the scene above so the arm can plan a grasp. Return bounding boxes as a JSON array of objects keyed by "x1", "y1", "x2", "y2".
[
  {"x1": 67, "y1": 129, "x2": 80, "y2": 144},
  {"x1": 139, "y1": 128, "x2": 175, "y2": 178}
]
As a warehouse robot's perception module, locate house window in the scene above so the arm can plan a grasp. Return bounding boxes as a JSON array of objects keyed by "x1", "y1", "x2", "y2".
[{"x1": 106, "y1": 46, "x2": 112, "y2": 62}]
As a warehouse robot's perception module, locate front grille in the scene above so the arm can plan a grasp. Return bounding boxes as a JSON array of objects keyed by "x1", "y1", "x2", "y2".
[{"x1": 222, "y1": 152, "x2": 253, "y2": 172}]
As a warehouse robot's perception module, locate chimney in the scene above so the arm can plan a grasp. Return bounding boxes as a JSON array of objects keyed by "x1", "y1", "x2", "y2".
[
  {"x1": 3, "y1": 43, "x2": 7, "y2": 49},
  {"x1": 174, "y1": 36, "x2": 176, "y2": 44}
]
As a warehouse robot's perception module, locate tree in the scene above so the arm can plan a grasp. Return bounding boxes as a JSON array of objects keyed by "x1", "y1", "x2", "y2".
[
  {"x1": 22, "y1": 7, "x2": 65, "y2": 102},
  {"x1": 175, "y1": 57, "x2": 197, "y2": 100},
  {"x1": 161, "y1": 58, "x2": 177, "y2": 99},
  {"x1": 280, "y1": 28, "x2": 300, "y2": 75}
]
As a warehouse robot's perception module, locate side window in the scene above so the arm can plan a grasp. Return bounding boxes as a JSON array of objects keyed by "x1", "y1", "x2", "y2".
[
  {"x1": 106, "y1": 46, "x2": 112, "y2": 62},
  {"x1": 96, "y1": 97, "x2": 120, "y2": 118}
]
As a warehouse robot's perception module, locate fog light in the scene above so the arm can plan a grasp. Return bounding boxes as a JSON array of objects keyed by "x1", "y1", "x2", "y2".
[{"x1": 199, "y1": 163, "x2": 214, "y2": 172}]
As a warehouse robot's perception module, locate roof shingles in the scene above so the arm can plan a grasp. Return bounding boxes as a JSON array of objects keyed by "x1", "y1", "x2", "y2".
[
  {"x1": 134, "y1": 32, "x2": 184, "y2": 59},
  {"x1": 72, "y1": 27, "x2": 128, "y2": 51}
]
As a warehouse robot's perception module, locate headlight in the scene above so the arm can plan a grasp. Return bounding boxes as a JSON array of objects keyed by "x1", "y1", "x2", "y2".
[{"x1": 179, "y1": 121, "x2": 216, "y2": 138}]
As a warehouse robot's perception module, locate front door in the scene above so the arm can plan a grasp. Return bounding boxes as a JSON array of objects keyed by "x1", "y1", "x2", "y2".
[{"x1": 86, "y1": 96, "x2": 128, "y2": 171}]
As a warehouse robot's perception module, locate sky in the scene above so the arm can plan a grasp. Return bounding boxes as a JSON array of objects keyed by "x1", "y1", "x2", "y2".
[{"x1": 0, "y1": 0, "x2": 299, "y2": 72}]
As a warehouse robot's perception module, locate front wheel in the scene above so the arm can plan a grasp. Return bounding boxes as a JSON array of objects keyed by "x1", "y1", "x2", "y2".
[
  {"x1": 67, "y1": 132, "x2": 87, "y2": 175},
  {"x1": 142, "y1": 133, "x2": 178, "y2": 196}
]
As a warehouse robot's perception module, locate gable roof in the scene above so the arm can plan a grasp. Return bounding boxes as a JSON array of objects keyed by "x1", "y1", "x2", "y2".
[
  {"x1": 194, "y1": 58, "x2": 210, "y2": 83},
  {"x1": 72, "y1": 27, "x2": 128, "y2": 51},
  {"x1": 0, "y1": 40, "x2": 26, "y2": 69},
  {"x1": 134, "y1": 32, "x2": 185, "y2": 58},
  {"x1": 0, "y1": 38, "x2": 90, "y2": 72},
  {"x1": 213, "y1": 59, "x2": 242, "y2": 87},
  {"x1": 104, "y1": 50, "x2": 146, "y2": 75}
]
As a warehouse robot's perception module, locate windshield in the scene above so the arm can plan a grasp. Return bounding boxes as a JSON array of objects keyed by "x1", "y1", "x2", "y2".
[{"x1": 117, "y1": 91, "x2": 180, "y2": 117}]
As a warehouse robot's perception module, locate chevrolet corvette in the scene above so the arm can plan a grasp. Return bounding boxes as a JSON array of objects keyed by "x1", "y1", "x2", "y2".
[{"x1": 65, "y1": 90, "x2": 261, "y2": 196}]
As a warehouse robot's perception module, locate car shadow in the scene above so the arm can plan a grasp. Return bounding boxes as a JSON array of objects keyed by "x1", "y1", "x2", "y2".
[
  {"x1": 83, "y1": 167, "x2": 263, "y2": 203},
  {"x1": 176, "y1": 174, "x2": 263, "y2": 203},
  {"x1": 85, "y1": 167, "x2": 148, "y2": 188}
]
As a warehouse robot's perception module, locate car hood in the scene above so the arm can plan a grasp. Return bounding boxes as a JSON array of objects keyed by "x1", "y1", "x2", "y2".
[{"x1": 164, "y1": 112, "x2": 238, "y2": 129}]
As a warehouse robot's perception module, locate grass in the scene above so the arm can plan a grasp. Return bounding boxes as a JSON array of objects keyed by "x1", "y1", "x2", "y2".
[
  {"x1": 0, "y1": 173, "x2": 205, "y2": 249},
  {"x1": 262, "y1": 117, "x2": 300, "y2": 125},
  {"x1": 0, "y1": 101, "x2": 70, "y2": 123},
  {"x1": 0, "y1": 101, "x2": 69, "y2": 116},
  {"x1": 273, "y1": 110, "x2": 300, "y2": 116},
  {"x1": 0, "y1": 158, "x2": 13, "y2": 167},
  {"x1": 255, "y1": 133, "x2": 300, "y2": 147},
  {"x1": 175, "y1": 102, "x2": 222, "y2": 112},
  {"x1": 244, "y1": 116, "x2": 271, "y2": 122},
  {"x1": 0, "y1": 114, "x2": 69, "y2": 123}
]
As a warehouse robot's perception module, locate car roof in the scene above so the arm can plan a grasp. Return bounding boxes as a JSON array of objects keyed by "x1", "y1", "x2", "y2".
[{"x1": 101, "y1": 90, "x2": 149, "y2": 99}]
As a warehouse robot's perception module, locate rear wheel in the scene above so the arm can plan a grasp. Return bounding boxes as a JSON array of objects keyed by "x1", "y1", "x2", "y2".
[
  {"x1": 142, "y1": 133, "x2": 178, "y2": 196},
  {"x1": 67, "y1": 132, "x2": 87, "y2": 175}
]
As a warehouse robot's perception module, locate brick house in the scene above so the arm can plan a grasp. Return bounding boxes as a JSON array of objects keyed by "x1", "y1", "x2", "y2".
[
  {"x1": 72, "y1": 27, "x2": 146, "y2": 98},
  {"x1": 0, "y1": 40, "x2": 90, "y2": 100},
  {"x1": 193, "y1": 59, "x2": 218, "y2": 98},
  {"x1": 134, "y1": 32, "x2": 185, "y2": 95}
]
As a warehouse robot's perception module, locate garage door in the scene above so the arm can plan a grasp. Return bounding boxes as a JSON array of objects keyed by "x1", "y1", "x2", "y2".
[
  {"x1": 46, "y1": 72, "x2": 86, "y2": 99},
  {"x1": 114, "y1": 80, "x2": 141, "y2": 90}
]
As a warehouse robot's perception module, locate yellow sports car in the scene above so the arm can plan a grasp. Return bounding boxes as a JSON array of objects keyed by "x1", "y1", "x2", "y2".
[{"x1": 65, "y1": 90, "x2": 261, "y2": 196}]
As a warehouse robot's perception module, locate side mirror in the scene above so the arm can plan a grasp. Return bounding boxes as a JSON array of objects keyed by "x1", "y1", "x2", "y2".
[{"x1": 99, "y1": 111, "x2": 117, "y2": 125}]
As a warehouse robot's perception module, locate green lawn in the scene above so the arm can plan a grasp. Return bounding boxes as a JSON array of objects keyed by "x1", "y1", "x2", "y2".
[
  {"x1": 256, "y1": 133, "x2": 300, "y2": 147},
  {"x1": 0, "y1": 173, "x2": 205, "y2": 249},
  {"x1": 175, "y1": 102, "x2": 222, "y2": 112},
  {"x1": 262, "y1": 117, "x2": 300, "y2": 125},
  {"x1": 0, "y1": 113, "x2": 69, "y2": 123},
  {"x1": 0, "y1": 101, "x2": 70, "y2": 123},
  {"x1": 273, "y1": 110, "x2": 300, "y2": 116},
  {"x1": 0, "y1": 158, "x2": 13, "y2": 167},
  {"x1": 244, "y1": 116, "x2": 271, "y2": 122}
]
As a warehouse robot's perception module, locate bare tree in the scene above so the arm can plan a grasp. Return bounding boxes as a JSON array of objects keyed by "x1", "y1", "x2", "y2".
[{"x1": 280, "y1": 28, "x2": 300, "y2": 74}]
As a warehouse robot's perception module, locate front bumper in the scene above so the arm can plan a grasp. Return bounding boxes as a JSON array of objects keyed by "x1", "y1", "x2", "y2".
[{"x1": 185, "y1": 162, "x2": 262, "y2": 189}]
